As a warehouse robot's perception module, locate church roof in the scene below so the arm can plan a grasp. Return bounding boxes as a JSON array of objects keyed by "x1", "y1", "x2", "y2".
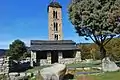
[
  {"x1": 31, "y1": 40, "x2": 75, "y2": 45},
  {"x1": 48, "y1": 2, "x2": 62, "y2": 8},
  {"x1": 30, "y1": 40, "x2": 79, "y2": 51},
  {"x1": 47, "y1": 2, "x2": 62, "y2": 12}
]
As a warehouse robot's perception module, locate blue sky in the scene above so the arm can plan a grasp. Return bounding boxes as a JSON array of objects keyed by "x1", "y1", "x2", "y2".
[{"x1": 0, "y1": 0, "x2": 92, "y2": 49}]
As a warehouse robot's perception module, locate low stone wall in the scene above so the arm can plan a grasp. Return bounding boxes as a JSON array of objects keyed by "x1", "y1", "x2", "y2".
[
  {"x1": 40, "y1": 57, "x2": 81, "y2": 66},
  {"x1": 59, "y1": 58, "x2": 75, "y2": 64},
  {"x1": 59, "y1": 58, "x2": 81, "y2": 64},
  {"x1": 0, "y1": 57, "x2": 9, "y2": 74},
  {"x1": 40, "y1": 59, "x2": 49, "y2": 66}
]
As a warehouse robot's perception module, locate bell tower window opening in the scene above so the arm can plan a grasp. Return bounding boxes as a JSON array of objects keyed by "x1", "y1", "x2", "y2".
[
  {"x1": 54, "y1": 22, "x2": 58, "y2": 32},
  {"x1": 56, "y1": 23, "x2": 58, "y2": 31},
  {"x1": 55, "y1": 34, "x2": 58, "y2": 40},
  {"x1": 55, "y1": 11, "x2": 57, "y2": 19},
  {"x1": 54, "y1": 22, "x2": 56, "y2": 30},
  {"x1": 53, "y1": 11, "x2": 57, "y2": 19},
  {"x1": 53, "y1": 11, "x2": 56, "y2": 18}
]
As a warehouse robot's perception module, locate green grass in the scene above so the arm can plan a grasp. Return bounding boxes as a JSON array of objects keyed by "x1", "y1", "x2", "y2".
[
  {"x1": 75, "y1": 71, "x2": 120, "y2": 80},
  {"x1": 67, "y1": 61, "x2": 120, "y2": 80},
  {"x1": 91, "y1": 71, "x2": 120, "y2": 80},
  {"x1": 26, "y1": 61, "x2": 120, "y2": 80},
  {"x1": 67, "y1": 61, "x2": 101, "y2": 68}
]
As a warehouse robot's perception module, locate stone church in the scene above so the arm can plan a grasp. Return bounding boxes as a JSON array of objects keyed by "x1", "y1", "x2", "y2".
[{"x1": 30, "y1": 1, "x2": 81, "y2": 67}]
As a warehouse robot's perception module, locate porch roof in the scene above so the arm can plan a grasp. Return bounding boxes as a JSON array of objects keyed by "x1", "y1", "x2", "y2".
[{"x1": 30, "y1": 40, "x2": 79, "y2": 51}]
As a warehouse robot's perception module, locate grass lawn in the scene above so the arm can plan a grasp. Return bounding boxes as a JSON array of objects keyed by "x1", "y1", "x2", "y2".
[
  {"x1": 26, "y1": 61, "x2": 120, "y2": 80},
  {"x1": 67, "y1": 61, "x2": 120, "y2": 80},
  {"x1": 92, "y1": 71, "x2": 120, "y2": 80},
  {"x1": 67, "y1": 60, "x2": 101, "y2": 68},
  {"x1": 75, "y1": 71, "x2": 120, "y2": 80}
]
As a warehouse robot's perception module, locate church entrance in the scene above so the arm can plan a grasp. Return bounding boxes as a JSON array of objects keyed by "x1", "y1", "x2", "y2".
[{"x1": 51, "y1": 51, "x2": 58, "y2": 63}]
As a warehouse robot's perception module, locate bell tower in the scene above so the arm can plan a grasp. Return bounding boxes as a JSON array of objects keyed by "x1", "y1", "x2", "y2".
[{"x1": 48, "y1": 1, "x2": 63, "y2": 40}]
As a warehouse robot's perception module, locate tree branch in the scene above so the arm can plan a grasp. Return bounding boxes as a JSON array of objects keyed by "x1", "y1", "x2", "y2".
[
  {"x1": 89, "y1": 35, "x2": 96, "y2": 43},
  {"x1": 102, "y1": 35, "x2": 107, "y2": 42},
  {"x1": 103, "y1": 36, "x2": 113, "y2": 46},
  {"x1": 92, "y1": 33, "x2": 100, "y2": 45}
]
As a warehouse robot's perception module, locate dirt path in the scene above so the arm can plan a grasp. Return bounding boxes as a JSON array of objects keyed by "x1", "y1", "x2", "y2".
[{"x1": 77, "y1": 75, "x2": 95, "y2": 80}]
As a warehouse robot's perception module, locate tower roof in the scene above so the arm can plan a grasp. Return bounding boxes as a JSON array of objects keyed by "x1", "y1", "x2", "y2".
[
  {"x1": 48, "y1": 2, "x2": 62, "y2": 8},
  {"x1": 47, "y1": 2, "x2": 62, "y2": 12}
]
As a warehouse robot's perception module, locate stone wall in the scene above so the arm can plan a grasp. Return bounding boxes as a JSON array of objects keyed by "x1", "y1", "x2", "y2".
[
  {"x1": 30, "y1": 51, "x2": 36, "y2": 67},
  {"x1": 48, "y1": 6, "x2": 63, "y2": 40},
  {"x1": 0, "y1": 57, "x2": 9, "y2": 74},
  {"x1": 39, "y1": 51, "x2": 81, "y2": 65},
  {"x1": 59, "y1": 51, "x2": 81, "y2": 64},
  {"x1": 40, "y1": 57, "x2": 81, "y2": 66}
]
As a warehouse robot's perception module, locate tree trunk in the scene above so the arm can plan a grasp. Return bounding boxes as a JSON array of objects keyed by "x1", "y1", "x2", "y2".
[{"x1": 100, "y1": 46, "x2": 106, "y2": 60}]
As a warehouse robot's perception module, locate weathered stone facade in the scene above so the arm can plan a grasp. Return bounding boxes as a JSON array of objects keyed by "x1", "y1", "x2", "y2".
[
  {"x1": 31, "y1": 51, "x2": 81, "y2": 66},
  {"x1": 47, "y1": 52, "x2": 52, "y2": 65},
  {"x1": 30, "y1": 2, "x2": 81, "y2": 67},
  {"x1": 30, "y1": 51, "x2": 36, "y2": 67},
  {"x1": 48, "y1": 2, "x2": 62, "y2": 40}
]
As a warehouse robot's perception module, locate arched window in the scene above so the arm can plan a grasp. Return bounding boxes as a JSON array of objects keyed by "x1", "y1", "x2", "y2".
[
  {"x1": 54, "y1": 22, "x2": 58, "y2": 32},
  {"x1": 53, "y1": 11, "x2": 55, "y2": 18},
  {"x1": 55, "y1": 11, "x2": 57, "y2": 19},
  {"x1": 55, "y1": 23, "x2": 58, "y2": 31},
  {"x1": 53, "y1": 11, "x2": 57, "y2": 19},
  {"x1": 55, "y1": 34, "x2": 58, "y2": 40},
  {"x1": 54, "y1": 22, "x2": 56, "y2": 29}
]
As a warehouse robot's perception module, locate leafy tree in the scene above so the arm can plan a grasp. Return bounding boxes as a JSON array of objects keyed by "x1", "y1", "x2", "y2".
[
  {"x1": 105, "y1": 38, "x2": 120, "y2": 61},
  {"x1": 78, "y1": 44, "x2": 91, "y2": 60},
  {"x1": 78, "y1": 38, "x2": 120, "y2": 60},
  {"x1": 78, "y1": 43, "x2": 100, "y2": 60},
  {"x1": 6, "y1": 39, "x2": 27, "y2": 60},
  {"x1": 68, "y1": 0, "x2": 120, "y2": 59},
  {"x1": 90, "y1": 44, "x2": 100, "y2": 60}
]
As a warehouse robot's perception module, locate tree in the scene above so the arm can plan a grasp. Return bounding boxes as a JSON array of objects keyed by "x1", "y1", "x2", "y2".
[
  {"x1": 78, "y1": 43, "x2": 100, "y2": 60},
  {"x1": 90, "y1": 43, "x2": 100, "y2": 60},
  {"x1": 6, "y1": 39, "x2": 27, "y2": 60},
  {"x1": 78, "y1": 44, "x2": 91, "y2": 60},
  {"x1": 105, "y1": 38, "x2": 120, "y2": 61},
  {"x1": 68, "y1": 0, "x2": 120, "y2": 59}
]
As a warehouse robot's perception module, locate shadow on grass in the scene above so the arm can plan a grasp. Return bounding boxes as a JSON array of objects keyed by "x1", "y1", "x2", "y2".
[{"x1": 63, "y1": 73, "x2": 74, "y2": 80}]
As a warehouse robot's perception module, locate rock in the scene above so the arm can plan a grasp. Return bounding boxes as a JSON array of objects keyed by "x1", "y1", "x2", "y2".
[
  {"x1": 18, "y1": 73, "x2": 26, "y2": 79},
  {"x1": 9, "y1": 72, "x2": 19, "y2": 80},
  {"x1": 26, "y1": 72, "x2": 31, "y2": 77},
  {"x1": 84, "y1": 67, "x2": 91, "y2": 70},
  {"x1": 102, "y1": 57, "x2": 120, "y2": 72},
  {"x1": 9, "y1": 72, "x2": 28, "y2": 80},
  {"x1": 40, "y1": 63, "x2": 66, "y2": 80},
  {"x1": 9, "y1": 72, "x2": 19, "y2": 76}
]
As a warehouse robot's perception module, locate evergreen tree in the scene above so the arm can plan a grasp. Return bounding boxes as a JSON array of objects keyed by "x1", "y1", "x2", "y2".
[{"x1": 7, "y1": 39, "x2": 27, "y2": 60}]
